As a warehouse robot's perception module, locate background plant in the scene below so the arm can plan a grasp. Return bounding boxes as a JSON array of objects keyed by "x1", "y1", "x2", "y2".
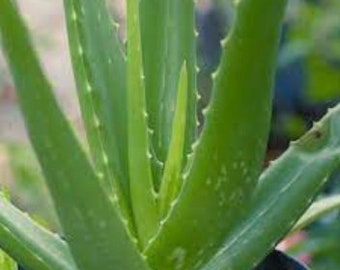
[{"x1": 0, "y1": 0, "x2": 340, "y2": 270}]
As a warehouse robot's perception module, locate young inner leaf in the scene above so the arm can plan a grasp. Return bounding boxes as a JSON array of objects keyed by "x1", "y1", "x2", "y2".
[
  {"x1": 159, "y1": 63, "x2": 189, "y2": 218},
  {"x1": 127, "y1": 0, "x2": 159, "y2": 248}
]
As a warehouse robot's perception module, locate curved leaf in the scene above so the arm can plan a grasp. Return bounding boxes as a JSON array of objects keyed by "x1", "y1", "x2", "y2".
[
  {"x1": 0, "y1": 193, "x2": 77, "y2": 270},
  {"x1": 0, "y1": 249, "x2": 17, "y2": 270},
  {"x1": 145, "y1": 0, "x2": 287, "y2": 269},
  {"x1": 202, "y1": 104, "x2": 340, "y2": 270},
  {"x1": 159, "y1": 63, "x2": 188, "y2": 218},
  {"x1": 140, "y1": 0, "x2": 197, "y2": 184},
  {"x1": 0, "y1": 1, "x2": 150, "y2": 269},
  {"x1": 127, "y1": 0, "x2": 158, "y2": 248},
  {"x1": 291, "y1": 194, "x2": 340, "y2": 233},
  {"x1": 63, "y1": 0, "x2": 131, "y2": 223}
]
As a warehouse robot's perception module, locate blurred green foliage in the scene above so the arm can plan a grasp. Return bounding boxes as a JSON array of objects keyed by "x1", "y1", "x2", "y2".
[
  {"x1": 282, "y1": 2, "x2": 340, "y2": 269},
  {"x1": 5, "y1": 144, "x2": 59, "y2": 230},
  {"x1": 286, "y1": 0, "x2": 340, "y2": 102}
]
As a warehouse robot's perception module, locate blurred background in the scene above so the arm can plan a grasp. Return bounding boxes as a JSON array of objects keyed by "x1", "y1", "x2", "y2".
[{"x1": 0, "y1": 0, "x2": 340, "y2": 269}]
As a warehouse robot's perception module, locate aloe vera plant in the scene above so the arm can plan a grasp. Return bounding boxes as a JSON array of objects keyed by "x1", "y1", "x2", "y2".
[{"x1": 0, "y1": 0, "x2": 340, "y2": 269}]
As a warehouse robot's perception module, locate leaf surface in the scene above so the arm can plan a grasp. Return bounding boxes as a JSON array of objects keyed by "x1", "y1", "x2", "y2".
[
  {"x1": 140, "y1": 0, "x2": 197, "y2": 185},
  {"x1": 0, "y1": 193, "x2": 77, "y2": 270},
  {"x1": 159, "y1": 64, "x2": 188, "y2": 218},
  {"x1": 0, "y1": 249, "x2": 17, "y2": 270},
  {"x1": 202, "y1": 104, "x2": 340, "y2": 270},
  {"x1": 292, "y1": 194, "x2": 340, "y2": 233},
  {"x1": 145, "y1": 0, "x2": 287, "y2": 268},
  {"x1": 63, "y1": 0, "x2": 130, "y2": 219},
  {"x1": 127, "y1": 0, "x2": 158, "y2": 248},
  {"x1": 0, "y1": 1, "x2": 150, "y2": 269}
]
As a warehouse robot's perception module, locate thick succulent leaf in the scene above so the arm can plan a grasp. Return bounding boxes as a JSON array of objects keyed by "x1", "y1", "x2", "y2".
[
  {"x1": 291, "y1": 194, "x2": 340, "y2": 233},
  {"x1": 140, "y1": 0, "x2": 197, "y2": 181},
  {"x1": 0, "y1": 1, "x2": 150, "y2": 269},
  {"x1": 0, "y1": 249, "x2": 17, "y2": 270},
  {"x1": 159, "y1": 64, "x2": 188, "y2": 218},
  {"x1": 0, "y1": 193, "x2": 76, "y2": 270},
  {"x1": 63, "y1": 0, "x2": 130, "y2": 217},
  {"x1": 202, "y1": 104, "x2": 340, "y2": 270},
  {"x1": 145, "y1": 0, "x2": 286, "y2": 269},
  {"x1": 127, "y1": 0, "x2": 158, "y2": 248}
]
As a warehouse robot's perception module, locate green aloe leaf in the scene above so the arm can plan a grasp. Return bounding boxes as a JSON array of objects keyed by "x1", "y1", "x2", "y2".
[
  {"x1": 140, "y1": 0, "x2": 197, "y2": 185},
  {"x1": 127, "y1": 0, "x2": 158, "y2": 248},
  {"x1": 0, "y1": 192, "x2": 76, "y2": 270},
  {"x1": 0, "y1": 1, "x2": 150, "y2": 269},
  {"x1": 0, "y1": 190, "x2": 22, "y2": 270},
  {"x1": 63, "y1": 0, "x2": 130, "y2": 219},
  {"x1": 145, "y1": 0, "x2": 286, "y2": 269},
  {"x1": 202, "y1": 104, "x2": 340, "y2": 270},
  {"x1": 159, "y1": 63, "x2": 188, "y2": 218},
  {"x1": 0, "y1": 249, "x2": 17, "y2": 270},
  {"x1": 291, "y1": 194, "x2": 340, "y2": 233}
]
